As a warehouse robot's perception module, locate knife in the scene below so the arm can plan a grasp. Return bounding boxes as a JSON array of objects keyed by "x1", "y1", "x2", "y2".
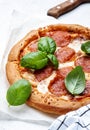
[{"x1": 47, "y1": 0, "x2": 90, "y2": 18}]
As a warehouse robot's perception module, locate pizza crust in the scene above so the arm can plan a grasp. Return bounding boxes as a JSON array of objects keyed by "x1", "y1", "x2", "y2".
[
  {"x1": 6, "y1": 24, "x2": 90, "y2": 115},
  {"x1": 8, "y1": 30, "x2": 39, "y2": 61},
  {"x1": 6, "y1": 61, "x2": 22, "y2": 84},
  {"x1": 26, "y1": 88, "x2": 90, "y2": 115}
]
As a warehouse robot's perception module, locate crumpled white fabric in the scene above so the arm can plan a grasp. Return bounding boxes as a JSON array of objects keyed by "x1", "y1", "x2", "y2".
[
  {"x1": 0, "y1": 110, "x2": 51, "y2": 130},
  {"x1": 48, "y1": 104, "x2": 90, "y2": 130}
]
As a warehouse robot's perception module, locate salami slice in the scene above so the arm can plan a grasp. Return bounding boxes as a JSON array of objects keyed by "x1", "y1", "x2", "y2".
[
  {"x1": 57, "y1": 66, "x2": 73, "y2": 78},
  {"x1": 34, "y1": 66, "x2": 53, "y2": 81},
  {"x1": 48, "y1": 67, "x2": 72, "y2": 96},
  {"x1": 46, "y1": 31, "x2": 71, "y2": 47},
  {"x1": 48, "y1": 76, "x2": 68, "y2": 96},
  {"x1": 82, "y1": 80, "x2": 90, "y2": 96},
  {"x1": 75, "y1": 56, "x2": 90, "y2": 73},
  {"x1": 28, "y1": 41, "x2": 38, "y2": 52},
  {"x1": 55, "y1": 47, "x2": 75, "y2": 63}
]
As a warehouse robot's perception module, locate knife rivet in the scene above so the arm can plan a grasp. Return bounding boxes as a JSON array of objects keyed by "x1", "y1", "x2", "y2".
[
  {"x1": 70, "y1": 0, "x2": 74, "y2": 3},
  {"x1": 56, "y1": 6, "x2": 61, "y2": 9}
]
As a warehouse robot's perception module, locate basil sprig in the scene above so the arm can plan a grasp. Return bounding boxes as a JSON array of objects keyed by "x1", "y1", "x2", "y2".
[
  {"x1": 81, "y1": 41, "x2": 90, "y2": 55},
  {"x1": 65, "y1": 66, "x2": 86, "y2": 95},
  {"x1": 6, "y1": 79, "x2": 32, "y2": 106},
  {"x1": 20, "y1": 51, "x2": 48, "y2": 69},
  {"x1": 20, "y1": 37, "x2": 58, "y2": 69},
  {"x1": 38, "y1": 37, "x2": 56, "y2": 54},
  {"x1": 47, "y1": 54, "x2": 58, "y2": 69}
]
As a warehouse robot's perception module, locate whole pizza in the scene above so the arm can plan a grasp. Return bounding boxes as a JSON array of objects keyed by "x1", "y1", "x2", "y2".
[{"x1": 6, "y1": 24, "x2": 90, "y2": 115}]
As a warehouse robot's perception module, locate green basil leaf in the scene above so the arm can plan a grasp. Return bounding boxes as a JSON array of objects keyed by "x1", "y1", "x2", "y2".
[
  {"x1": 65, "y1": 66, "x2": 86, "y2": 95},
  {"x1": 47, "y1": 54, "x2": 59, "y2": 69},
  {"x1": 20, "y1": 51, "x2": 48, "y2": 69},
  {"x1": 81, "y1": 41, "x2": 90, "y2": 55},
  {"x1": 6, "y1": 79, "x2": 32, "y2": 106},
  {"x1": 38, "y1": 37, "x2": 56, "y2": 54}
]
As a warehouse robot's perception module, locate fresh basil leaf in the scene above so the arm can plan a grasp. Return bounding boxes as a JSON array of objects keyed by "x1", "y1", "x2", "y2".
[
  {"x1": 38, "y1": 37, "x2": 56, "y2": 54},
  {"x1": 6, "y1": 79, "x2": 32, "y2": 106},
  {"x1": 47, "y1": 54, "x2": 58, "y2": 69},
  {"x1": 65, "y1": 66, "x2": 86, "y2": 95},
  {"x1": 81, "y1": 41, "x2": 90, "y2": 55},
  {"x1": 20, "y1": 51, "x2": 48, "y2": 69}
]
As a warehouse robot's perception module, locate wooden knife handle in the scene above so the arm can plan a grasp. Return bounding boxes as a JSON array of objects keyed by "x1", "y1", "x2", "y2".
[{"x1": 47, "y1": 0, "x2": 82, "y2": 18}]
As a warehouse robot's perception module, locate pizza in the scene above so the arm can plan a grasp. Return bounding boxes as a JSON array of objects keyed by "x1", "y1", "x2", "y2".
[{"x1": 6, "y1": 24, "x2": 90, "y2": 115}]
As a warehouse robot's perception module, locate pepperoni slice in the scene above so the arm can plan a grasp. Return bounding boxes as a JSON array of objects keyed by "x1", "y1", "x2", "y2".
[
  {"x1": 48, "y1": 76, "x2": 68, "y2": 96},
  {"x1": 34, "y1": 66, "x2": 53, "y2": 81},
  {"x1": 28, "y1": 41, "x2": 38, "y2": 52},
  {"x1": 55, "y1": 47, "x2": 75, "y2": 63},
  {"x1": 48, "y1": 67, "x2": 72, "y2": 96},
  {"x1": 82, "y1": 80, "x2": 90, "y2": 96},
  {"x1": 75, "y1": 56, "x2": 90, "y2": 73},
  {"x1": 45, "y1": 31, "x2": 71, "y2": 47},
  {"x1": 57, "y1": 66, "x2": 73, "y2": 78}
]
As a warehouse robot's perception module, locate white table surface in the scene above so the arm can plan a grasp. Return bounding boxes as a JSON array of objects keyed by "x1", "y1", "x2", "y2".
[{"x1": 0, "y1": 0, "x2": 90, "y2": 130}]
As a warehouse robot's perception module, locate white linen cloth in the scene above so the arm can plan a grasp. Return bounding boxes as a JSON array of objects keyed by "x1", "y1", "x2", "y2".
[{"x1": 0, "y1": 1, "x2": 90, "y2": 129}]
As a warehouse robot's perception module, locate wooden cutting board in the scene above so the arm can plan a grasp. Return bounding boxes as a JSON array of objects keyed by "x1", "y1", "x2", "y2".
[{"x1": 47, "y1": 0, "x2": 90, "y2": 18}]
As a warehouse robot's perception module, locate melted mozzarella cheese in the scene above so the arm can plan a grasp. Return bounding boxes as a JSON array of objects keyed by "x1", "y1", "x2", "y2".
[
  {"x1": 37, "y1": 71, "x2": 56, "y2": 94},
  {"x1": 22, "y1": 72, "x2": 38, "y2": 86},
  {"x1": 58, "y1": 61, "x2": 74, "y2": 69},
  {"x1": 85, "y1": 73, "x2": 90, "y2": 80},
  {"x1": 68, "y1": 39, "x2": 84, "y2": 52}
]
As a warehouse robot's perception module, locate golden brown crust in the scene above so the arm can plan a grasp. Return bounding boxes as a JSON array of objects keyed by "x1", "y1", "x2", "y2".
[
  {"x1": 8, "y1": 30, "x2": 39, "y2": 61},
  {"x1": 6, "y1": 24, "x2": 90, "y2": 115},
  {"x1": 38, "y1": 24, "x2": 90, "y2": 39},
  {"x1": 6, "y1": 61, "x2": 22, "y2": 84},
  {"x1": 27, "y1": 89, "x2": 90, "y2": 115}
]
